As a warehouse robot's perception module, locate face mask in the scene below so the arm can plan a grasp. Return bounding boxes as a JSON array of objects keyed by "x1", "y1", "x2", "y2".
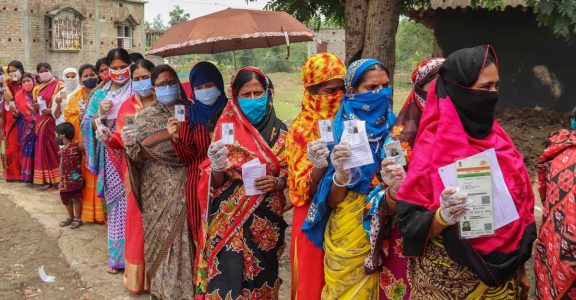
[
  {"x1": 10, "y1": 70, "x2": 22, "y2": 82},
  {"x1": 307, "y1": 89, "x2": 344, "y2": 119},
  {"x1": 56, "y1": 135, "x2": 64, "y2": 146},
  {"x1": 155, "y1": 84, "x2": 180, "y2": 105},
  {"x1": 133, "y1": 78, "x2": 153, "y2": 97},
  {"x1": 63, "y1": 77, "x2": 77, "y2": 91},
  {"x1": 194, "y1": 87, "x2": 221, "y2": 106},
  {"x1": 110, "y1": 67, "x2": 130, "y2": 84},
  {"x1": 448, "y1": 83, "x2": 499, "y2": 139},
  {"x1": 83, "y1": 77, "x2": 99, "y2": 89},
  {"x1": 571, "y1": 118, "x2": 576, "y2": 131},
  {"x1": 237, "y1": 92, "x2": 268, "y2": 124},
  {"x1": 23, "y1": 82, "x2": 34, "y2": 93},
  {"x1": 100, "y1": 71, "x2": 111, "y2": 83},
  {"x1": 38, "y1": 71, "x2": 53, "y2": 83}
]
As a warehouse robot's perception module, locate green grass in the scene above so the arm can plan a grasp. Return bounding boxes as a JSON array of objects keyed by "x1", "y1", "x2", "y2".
[{"x1": 268, "y1": 71, "x2": 413, "y2": 123}]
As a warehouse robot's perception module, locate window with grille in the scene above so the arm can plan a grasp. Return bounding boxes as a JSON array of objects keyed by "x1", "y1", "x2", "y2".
[
  {"x1": 117, "y1": 25, "x2": 133, "y2": 49},
  {"x1": 48, "y1": 9, "x2": 82, "y2": 51}
]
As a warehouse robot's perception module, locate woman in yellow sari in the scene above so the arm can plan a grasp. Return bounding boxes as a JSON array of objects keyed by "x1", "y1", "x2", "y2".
[
  {"x1": 301, "y1": 59, "x2": 400, "y2": 299},
  {"x1": 64, "y1": 64, "x2": 105, "y2": 223}
]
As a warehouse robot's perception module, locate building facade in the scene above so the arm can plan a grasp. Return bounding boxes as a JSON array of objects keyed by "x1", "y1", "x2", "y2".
[
  {"x1": 307, "y1": 28, "x2": 346, "y2": 62},
  {"x1": 0, "y1": 0, "x2": 145, "y2": 75}
]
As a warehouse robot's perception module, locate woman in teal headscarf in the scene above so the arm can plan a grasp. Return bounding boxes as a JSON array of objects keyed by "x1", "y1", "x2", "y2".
[{"x1": 302, "y1": 59, "x2": 402, "y2": 299}]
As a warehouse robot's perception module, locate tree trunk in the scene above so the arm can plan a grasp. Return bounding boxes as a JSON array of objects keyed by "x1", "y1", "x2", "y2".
[
  {"x1": 363, "y1": 0, "x2": 403, "y2": 81},
  {"x1": 343, "y1": 0, "x2": 403, "y2": 82},
  {"x1": 343, "y1": 0, "x2": 368, "y2": 65}
]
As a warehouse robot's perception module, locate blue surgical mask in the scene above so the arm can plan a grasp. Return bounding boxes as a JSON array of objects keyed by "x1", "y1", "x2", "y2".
[
  {"x1": 155, "y1": 84, "x2": 180, "y2": 105},
  {"x1": 237, "y1": 92, "x2": 268, "y2": 124},
  {"x1": 194, "y1": 87, "x2": 221, "y2": 106},
  {"x1": 133, "y1": 78, "x2": 153, "y2": 97}
]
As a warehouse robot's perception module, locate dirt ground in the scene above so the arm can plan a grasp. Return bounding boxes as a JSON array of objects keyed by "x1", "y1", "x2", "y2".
[{"x1": 0, "y1": 107, "x2": 569, "y2": 300}]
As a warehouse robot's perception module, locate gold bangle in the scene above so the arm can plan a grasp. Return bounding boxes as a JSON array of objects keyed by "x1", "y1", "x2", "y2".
[{"x1": 435, "y1": 208, "x2": 449, "y2": 226}]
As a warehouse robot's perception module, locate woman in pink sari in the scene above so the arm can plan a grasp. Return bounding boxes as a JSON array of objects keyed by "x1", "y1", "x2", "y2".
[
  {"x1": 3, "y1": 60, "x2": 25, "y2": 182},
  {"x1": 32, "y1": 62, "x2": 62, "y2": 188}
]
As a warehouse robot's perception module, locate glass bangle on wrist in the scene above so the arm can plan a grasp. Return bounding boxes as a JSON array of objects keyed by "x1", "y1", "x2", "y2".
[
  {"x1": 435, "y1": 208, "x2": 449, "y2": 226},
  {"x1": 332, "y1": 173, "x2": 350, "y2": 187}
]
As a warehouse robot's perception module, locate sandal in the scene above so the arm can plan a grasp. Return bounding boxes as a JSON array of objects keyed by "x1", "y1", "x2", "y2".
[
  {"x1": 70, "y1": 219, "x2": 83, "y2": 229},
  {"x1": 60, "y1": 218, "x2": 73, "y2": 227},
  {"x1": 107, "y1": 266, "x2": 120, "y2": 274}
]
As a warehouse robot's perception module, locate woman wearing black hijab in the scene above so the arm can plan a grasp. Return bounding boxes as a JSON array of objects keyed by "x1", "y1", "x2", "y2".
[{"x1": 396, "y1": 45, "x2": 535, "y2": 299}]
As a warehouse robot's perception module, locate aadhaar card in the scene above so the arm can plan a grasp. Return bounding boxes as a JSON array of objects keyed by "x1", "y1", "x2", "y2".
[
  {"x1": 175, "y1": 105, "x2": 186, "y2": 122},
  {"x1": 456, "y1": 156, "x2": 494, "y2": 239},
  {"x1": 222, "y1": 123, "x2": 234, "y2": 145},
  {"x1": 124, "y1": 116, "x2": 136, "y2": 129},
  {"x1": 318, "y1": 119, "x2": 335, "y2": 144},
  {"x1": 384, "y1": 140, "x2": 407, "y2": 167}
]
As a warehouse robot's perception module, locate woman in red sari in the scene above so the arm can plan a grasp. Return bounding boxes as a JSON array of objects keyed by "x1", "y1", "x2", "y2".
[
  {"x1": 14, "y1": 73, "x2": 38, "y2": 183},
  {"x1": 534, "y1": 109, "x2": 576, "y2": 299},
  {"x1": 32, "y1": 62, "x2": 62, "y2": 188},
  {"x1": 2, "y1": 60, "x2": 25, "y2": 182},
  {"x1": 107, "y1": 59, "x2": 156, "y2": 294}
]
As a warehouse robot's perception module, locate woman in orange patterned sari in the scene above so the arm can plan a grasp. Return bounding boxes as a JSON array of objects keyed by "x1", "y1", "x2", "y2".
[
  {"x1": 286, "y1": 53, "x2": 345, "y2": 300},
  {"x1": 196, "y1": 67, "x2": 288, "y2": 299},
  {"x1": 64, "y1": 64, "x2": 105, "y2": 223}
]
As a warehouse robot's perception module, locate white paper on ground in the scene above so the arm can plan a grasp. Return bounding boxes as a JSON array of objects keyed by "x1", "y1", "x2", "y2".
[
  {"x1": 438, "y1": 148, "x2": 519, "y2": 230},
  {"x1": 341, "y1": 120, "x2": 374, "y2": 169},
  {"x1": 242, "y1": 158, "x2": 266, "y2": 196},
  {"x1": 38, "y1": 265, "x2": 55, "y2": 283}
]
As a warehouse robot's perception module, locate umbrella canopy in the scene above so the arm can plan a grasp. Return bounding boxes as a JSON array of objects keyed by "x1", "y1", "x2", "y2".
[{"x1": 147, "y1": 8, "x2": 315, "y2": 57}]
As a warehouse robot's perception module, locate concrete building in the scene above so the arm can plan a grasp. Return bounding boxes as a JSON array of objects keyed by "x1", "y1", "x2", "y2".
[
  {"x1": 0, "y1": 0, "x2": 145, "y2": 75},
  {"x1": 307, "y1": 28, "x2": 346, "y2": 62}
]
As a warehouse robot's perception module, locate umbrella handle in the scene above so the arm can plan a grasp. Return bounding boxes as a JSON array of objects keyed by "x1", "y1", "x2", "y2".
[{"x1": 282, "y1": 26, "x2": 290, "y2": 60}]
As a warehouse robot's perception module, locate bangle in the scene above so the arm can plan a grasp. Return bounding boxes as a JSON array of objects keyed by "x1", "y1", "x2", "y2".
[
  {"x1": 332, "y1": 173, "x2": 350, "y2": 187},
  {"x1": 435, "y1": 208, "x2": 449, "y2": 226}
]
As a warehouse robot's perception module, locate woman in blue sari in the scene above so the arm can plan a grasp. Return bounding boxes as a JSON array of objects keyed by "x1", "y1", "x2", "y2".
[{"x1": 302, "y1": 59, "x2": 401, "y2": 299}]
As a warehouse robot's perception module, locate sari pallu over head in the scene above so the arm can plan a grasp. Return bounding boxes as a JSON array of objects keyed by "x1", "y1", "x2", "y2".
[
  {"x1": 287, "y1": 53, "x2": 346, "y2": 207},
  {"x1": 396, "y1": 45, "x2": 536, "y2": 286},
  {"x1": 195, "y1": 66, "x2": 287, "y2": 284},
  {"x1": 301, "y1": 59, "x2": 396, "y2": 249}
]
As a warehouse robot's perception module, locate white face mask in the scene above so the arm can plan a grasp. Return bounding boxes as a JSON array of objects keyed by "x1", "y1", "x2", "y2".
[
  {"x1": 63, "y1": 77, "x2": 77, "y2": 91},
  {"x1": 194, "y1": 87, "x2": 221, "y2": 106}
]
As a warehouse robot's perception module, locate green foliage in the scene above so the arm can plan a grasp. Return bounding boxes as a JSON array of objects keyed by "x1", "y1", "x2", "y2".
[
  {"x1": 247, "y1": 0, "x2": 344, "y2": 30},
  {"x1": 169, "y1": 5, "x2": 191, "y2": 26},
  {"x1": 526, "y1": 0, "x2": 576, "y2": 39},
  {"x1": 395, "y1": 19, "x2": 434, "y2": 73},
  {"x1": 152, "y1": 14, "x2": 167, "y2": 30}
]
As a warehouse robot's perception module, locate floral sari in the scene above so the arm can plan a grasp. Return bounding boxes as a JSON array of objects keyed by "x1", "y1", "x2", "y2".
[
  {"x1": 32, "y1": 78, "x2": 62, "y2": 186},
  {"x1": 64, "y1": 87, "x2": 105, "y2": 223},
  {"x1": 196, "y1": 67, "x2": 288, "y2": 299}
]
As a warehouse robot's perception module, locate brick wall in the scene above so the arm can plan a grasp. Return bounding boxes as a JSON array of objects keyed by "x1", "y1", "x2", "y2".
[
  {"x1": 0, "y1": 0, "x2": 145, "y2": 76},
  {"x1": 307, "y1": 28, "x2": 346, "y2": 62}
]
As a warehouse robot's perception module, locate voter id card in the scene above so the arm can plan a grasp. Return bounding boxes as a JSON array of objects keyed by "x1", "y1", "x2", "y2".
[
  {"x1": 222, "y1": 123, "x2": 234, "y2": 145},
  {"x1": 342, "y1": 120, "x2": 362, "y2": 145},
  {"x1": 175, "y1": 105, "x2": 186, "y2": 122},
  {"x1": 384, "y1": 140, "x2": 407, "y2": 167},
  {"x1": 318, "y1": 119, "x2": 335, "y2": 144}
]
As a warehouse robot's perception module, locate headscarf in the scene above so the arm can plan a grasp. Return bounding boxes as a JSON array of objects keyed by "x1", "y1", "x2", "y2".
[
  {"x1": 389, "y1": 58, "x2": 445, "y2": 161},
  {"x1": 396, "y1": 45, "x2": 535, "y2": 286},
  {"x1": 187, "y1": 62, "x2": 228, "y2": 130},
  {"x1": 287, "y1": 53, "x2": 346, "y2": 207},
  {"x1": 302, "y1": 59, "x2": 396, "y2": 248},
  {"x1": 62, "y1": 68, "x2": 81, "y2": 96},
  {"x1": 438, "y1": 46, "x2": 499, "y2": 139}
]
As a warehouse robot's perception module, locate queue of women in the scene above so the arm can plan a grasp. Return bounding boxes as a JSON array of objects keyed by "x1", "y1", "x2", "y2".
[{"x1": 0, "y1": 45, "x2": 574, "y2": 300}]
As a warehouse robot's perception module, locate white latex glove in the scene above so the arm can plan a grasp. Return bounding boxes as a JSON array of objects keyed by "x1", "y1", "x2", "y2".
[
  {"x1": 439, "y1": 187, "x2": 470, "y2": 225},
  {"x1": 307, "y1": 140, "x2": 329, "y2": 169},
  {"x1": 95, "y1": 126, "x2": 111, "y2": 142},
  {"x1": 207, "y1": 140, "x2": 230, "y2": 172},
  {"x1": 121, "y1": 127, "x2": 138, "y2": 146},
  {"x1": 330, "y1": 142, "x2": 351, "y2": 185},
  {"x1": 380, "y1": 158, "x2": 406, "y2": 197}
]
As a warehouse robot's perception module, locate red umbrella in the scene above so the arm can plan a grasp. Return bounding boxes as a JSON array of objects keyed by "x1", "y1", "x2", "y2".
[{"x1": 147, "y1": 8, "x2": 315, "y2": 57}]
